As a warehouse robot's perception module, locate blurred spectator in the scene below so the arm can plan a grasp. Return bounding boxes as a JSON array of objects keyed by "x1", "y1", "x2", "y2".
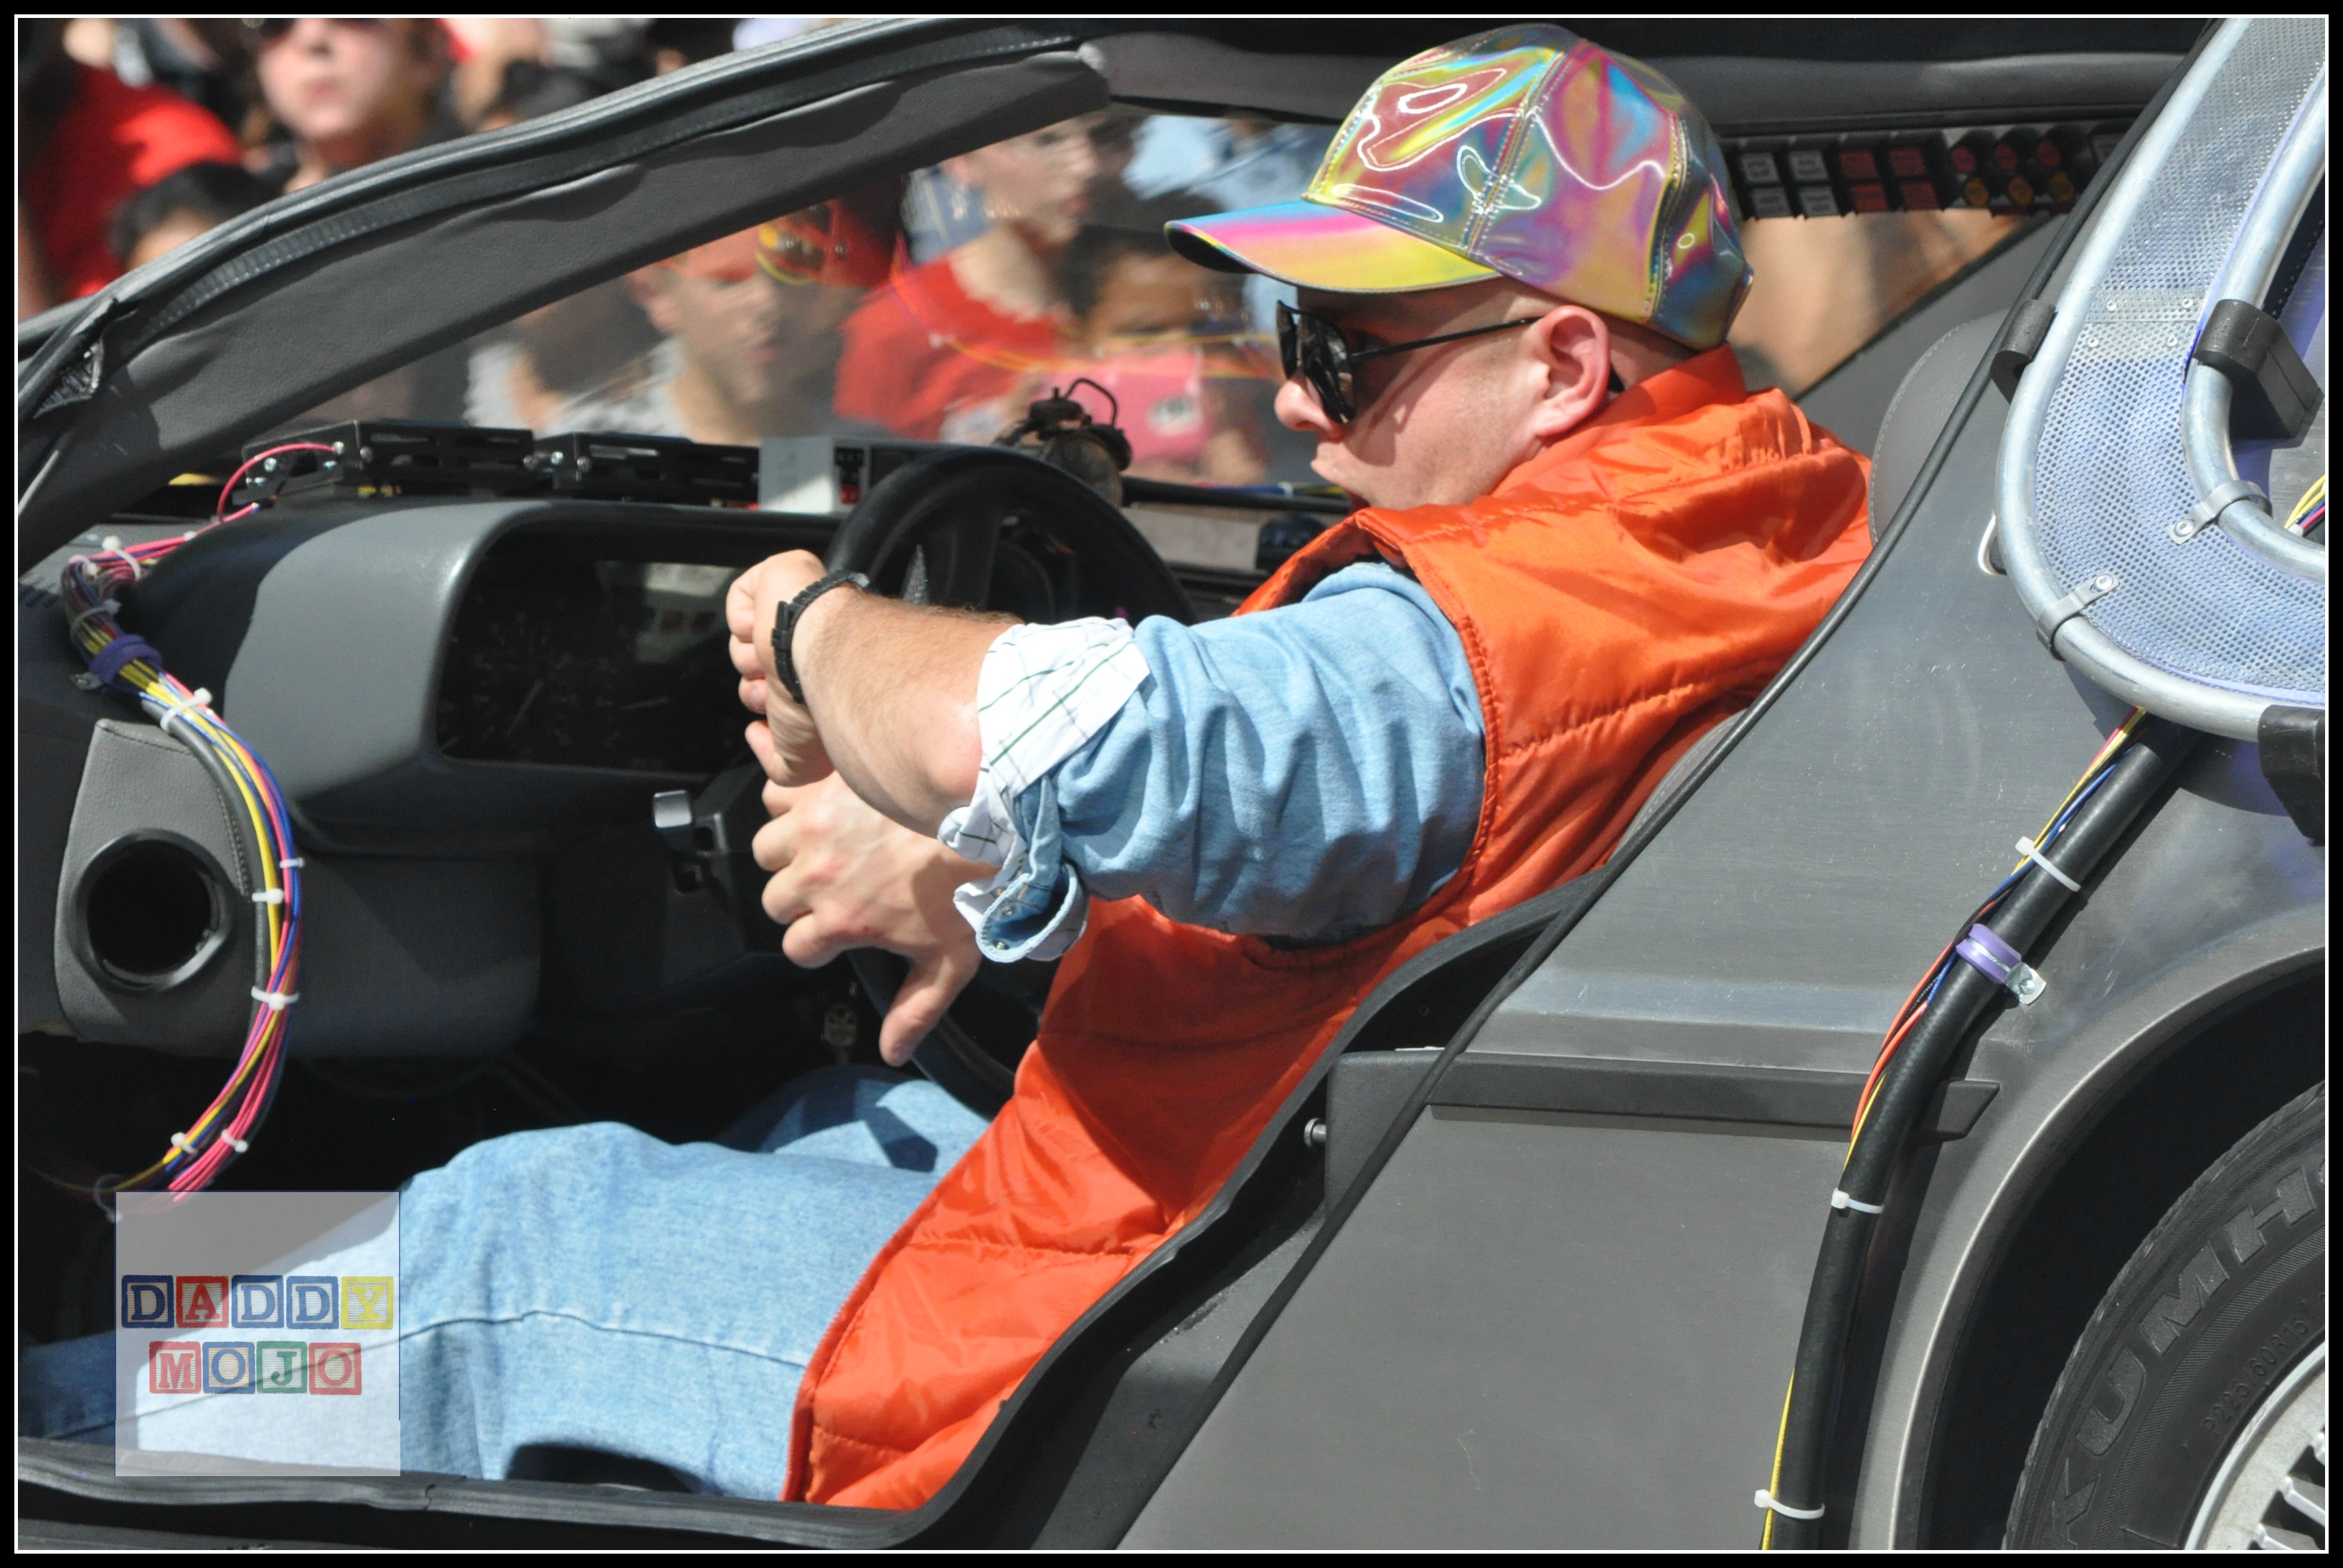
[
  {"x1": 108, "y1": 160, "x2": 276, "y2": 273},
  {"x1": 441, "y1": 18, "x2": 550, "y2": 126},
  {"x1": 834, "y1": 113, "x2": 1136, "y2": 443},
  {"x1": 1051, "y1": 200, "x2": 1270, "y2": 484},
  {"x1": 466, "y1": 279, "x2": 666, "y2": 432},
  {"x1": 468, "y1": 202, "x2": 886, "y2": 445},
  {"x1": 647, "y1": 18, "x2": 744, "y2": 75},
  {"x1": 542, "y1": 19, "x2": 654, "y2": 89},
  {"x1": 60, "y1": 19, "x2": 256, "y2": 136},
  {"x1": 247, "y1": 18, "x2": 457, "y2": 192},
  {"x1": 19, "y1": 17, "x2": 242, "y2": 313}
]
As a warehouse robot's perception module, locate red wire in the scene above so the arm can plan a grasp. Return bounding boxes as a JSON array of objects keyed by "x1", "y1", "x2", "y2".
[{"x1": 214, "y1": 442, "x2": 339, "y2": 525}]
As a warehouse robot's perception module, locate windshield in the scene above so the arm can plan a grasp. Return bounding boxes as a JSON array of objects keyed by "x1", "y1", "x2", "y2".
[
  {"x1": 308, "y1": 111, "x2": 1330, "y2": 488},
  {"x1": 301, "y1": 110, "x2": 2025, "y2": 475}
]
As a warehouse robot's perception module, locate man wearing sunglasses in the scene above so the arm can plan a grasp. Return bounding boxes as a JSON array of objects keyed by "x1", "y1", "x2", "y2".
[
  {"x1": 716, "y1": 24, "x2": 1875, "y2": 1507},
  {"x1": 82, "y1": 25, "x2": 1867, "y2": 1503}
]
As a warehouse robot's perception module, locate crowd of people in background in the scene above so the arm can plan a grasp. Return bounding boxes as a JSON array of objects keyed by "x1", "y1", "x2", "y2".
[
  {"x1": 17, "y1": 16, "x2": 788, "y2": 318},
  {"x1": 16, "y1": 15, "x2": 1309, "y2": 486},
  {"x1": 19, "y1": 18, "x2": 2012, "y2": 487}
]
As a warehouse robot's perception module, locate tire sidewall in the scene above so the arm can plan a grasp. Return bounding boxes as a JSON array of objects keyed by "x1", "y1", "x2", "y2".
[{"x1": 2007, "y1": 1085, "x2": 2325, "y2": 1547}]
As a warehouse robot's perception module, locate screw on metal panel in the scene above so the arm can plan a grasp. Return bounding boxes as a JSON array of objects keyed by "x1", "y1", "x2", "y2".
[
  {"x1": 1302, "y1": 1118, "x2": 1328, "y2": 1150},
  {"x1": 262, "y1": 457, "x2": 277, "y2": 471},
  {"x1": 333, "y1": 441, "x2": 346, "y2": 454}
]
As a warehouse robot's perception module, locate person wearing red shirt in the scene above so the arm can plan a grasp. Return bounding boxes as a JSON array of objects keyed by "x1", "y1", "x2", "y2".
[
  {"x1": 19, "y1": 20, "x2": 241, "y2": 310},
  {"x1": 834, "y1": 114, "x2": 1131, "y2": 443}
]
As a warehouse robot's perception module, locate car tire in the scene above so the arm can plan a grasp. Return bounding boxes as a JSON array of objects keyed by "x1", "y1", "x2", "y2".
[{"x1": 2006, "y1": 1084, "x2": 2324, "y2": 1549}]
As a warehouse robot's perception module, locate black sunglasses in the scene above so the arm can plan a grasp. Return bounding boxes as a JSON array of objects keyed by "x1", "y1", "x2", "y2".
[{"x1": 1276, "y1": 301, "x2": 1624, "y2": 425}]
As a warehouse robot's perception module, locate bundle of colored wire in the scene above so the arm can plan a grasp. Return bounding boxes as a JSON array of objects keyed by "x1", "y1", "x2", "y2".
[
  {"x1": 1845, "y1": 709, "x2": 2146, "y2": 1145},
  {"x1": 2281, "y1": 474, "x2": 2324, "y2": 536},
  {"x1": 53, "y1": 444, "x2": 331, "y2": 1199},
  {"x1": 1760, "y1": 706, "x2": 2151, "y2": 1548}
]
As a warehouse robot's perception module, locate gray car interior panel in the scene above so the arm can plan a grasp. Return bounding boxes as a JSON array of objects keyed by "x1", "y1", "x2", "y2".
[
  {"x1": 1857, "y1": 313, "x2": 2007, "y2": 532},
  {"x1": 19, "y1": 585, "x2": 131, "y2": 1035},
  {"x1": 18, "y1": 52, "x2": 1108, "y2": 557},
  {"x1": 280, "y1": 856, "x2": 539, "y2": 1059},
  {"x1": 52, "y1": 721, "x2": 258, "y2": 1054},
  {"x1": 1125, "y1": 1110, "x2": 1852, "y2": 1547},
  {"x1": 47, "y1": 719, "x2": 542, "y2": 1060},
  {"x1": 135, "y1": 500, "x2": 829, "y2": 856},
  {"x1": 1798, "y1": 218, "x2": 2056, "y2": 459}
]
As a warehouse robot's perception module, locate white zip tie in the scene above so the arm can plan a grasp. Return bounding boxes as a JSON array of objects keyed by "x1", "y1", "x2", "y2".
[
  {"x1": 170, "y1": 1132, "x2": 194, "y2": 1153},
  {"x1": 250, "y1": 987, "x2": 299, "y2": 1010},
  {"x1": 153, "y1": 687, "x2": 214, "y2": 738},
  {"x1": 100, "y1": 537, "x2": 146, "y2": 579},
  {"x1": 280, "y1": 856, "x2": 306, "y2": 870},
  {"x1": 2014, "y1": 834, "x2": 2082, "y2": 892},
  {"x1": 252, "y1": 889, "x2": 285, "y2": 905},
  {"x1": 1831, "y1": 1189, "x2": 1886, "y2": 1215},
  {"x1": 1755, "y1": 1488, "x2": 1826, "y2": 1521},
  {"x1": 69, "y1": 597, "x2": 121, "y2": 634},
  {"x1": 225, "y1": 1135, "x2": 250, "y2": 1153}
]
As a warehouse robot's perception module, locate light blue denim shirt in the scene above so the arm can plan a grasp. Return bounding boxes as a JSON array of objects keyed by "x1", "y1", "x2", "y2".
[{"x1": 973, "y1": 561, "x2": 1485, "y2": 958}]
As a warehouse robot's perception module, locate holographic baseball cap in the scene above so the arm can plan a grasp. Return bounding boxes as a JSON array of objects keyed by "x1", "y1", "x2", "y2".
[{"x1": 1166, "y1": 24, "x2": 1751, "y2": 349}]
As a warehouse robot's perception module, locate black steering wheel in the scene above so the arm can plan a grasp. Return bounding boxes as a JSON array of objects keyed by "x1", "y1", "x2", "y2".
[{"x1": 821, "y1": 448, "x2": 1194, "y2": 1113}]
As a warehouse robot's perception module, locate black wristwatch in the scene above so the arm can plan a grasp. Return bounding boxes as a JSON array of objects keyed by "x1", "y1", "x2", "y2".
[{"x1": 771, "y1": 570, "x2": 868, "y2": 706}]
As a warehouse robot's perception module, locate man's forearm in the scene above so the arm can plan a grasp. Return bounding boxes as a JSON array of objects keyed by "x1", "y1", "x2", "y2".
[{"x1": 791, "y1": 586, "x2": 1005, "y2": 834}]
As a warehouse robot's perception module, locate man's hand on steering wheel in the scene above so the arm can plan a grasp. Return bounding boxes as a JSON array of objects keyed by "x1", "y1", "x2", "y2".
[
  {"x1": 726, "y1": 549, "x2": 833, "y2": 787},
  {"x1": 750, "y1": 773, "x2": 986, "y2": 1067},
  {"x1": 732, "y1": 548, "x2": 989, "y2": 1064}
]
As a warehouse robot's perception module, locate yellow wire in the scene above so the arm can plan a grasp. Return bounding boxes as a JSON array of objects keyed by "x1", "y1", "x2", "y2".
[
  {"x1": 1762, "y1": 1374, "x2": 1796, "y2": 1549},
  {"x1": 2282, "y1": 475, "x2": 2326, "y2": 534},
  {"x1": 109, "y1": 660, "x2": 293, "y2": 1167},
  {"x1": 67, "y1": 574, "x2": 298, "y2": 1190},
  {"x1": 2006, "y1": 707, "x2": 2147, "y2": 880},
  {"x1": 1771, "y1": 704, "x2": 2156, "y2": 1531}
]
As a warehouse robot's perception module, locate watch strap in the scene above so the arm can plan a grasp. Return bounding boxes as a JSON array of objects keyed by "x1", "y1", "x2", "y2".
[{"x1": 772, "y1": 570, "x2": 868, "y2": 706}]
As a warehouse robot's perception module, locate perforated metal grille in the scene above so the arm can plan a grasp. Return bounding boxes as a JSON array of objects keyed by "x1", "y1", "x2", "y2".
[{"x1": 2033, "y1": 19, "x2": 2325, "y2": 703}]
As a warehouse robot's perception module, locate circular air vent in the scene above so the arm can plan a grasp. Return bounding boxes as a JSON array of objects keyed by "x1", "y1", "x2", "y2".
[{"x1": 72, "y1": 832, "x2": 235, "y2": 993}]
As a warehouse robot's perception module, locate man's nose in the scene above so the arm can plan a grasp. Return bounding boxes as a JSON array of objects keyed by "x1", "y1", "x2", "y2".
[{"x1": 1274, "y1": 375, "x2": 1340, "y2": 440}]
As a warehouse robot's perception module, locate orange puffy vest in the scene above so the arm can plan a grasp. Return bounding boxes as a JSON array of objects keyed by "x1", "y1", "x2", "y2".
[{"x1": 786, "y1": 348, "x2": 1871, "y2": 1506}]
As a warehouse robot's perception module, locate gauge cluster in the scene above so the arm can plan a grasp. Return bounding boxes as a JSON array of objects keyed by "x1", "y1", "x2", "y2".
[{"x1": 436, "y1": 542, "x2": 748, "y2": 775}]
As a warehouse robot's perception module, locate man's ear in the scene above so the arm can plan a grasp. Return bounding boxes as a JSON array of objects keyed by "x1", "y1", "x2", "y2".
[{"x1": 1522, "y1": 304, "x2": 1613, "y2": 444}]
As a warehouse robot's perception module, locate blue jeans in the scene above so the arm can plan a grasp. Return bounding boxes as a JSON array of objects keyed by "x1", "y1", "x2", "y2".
[{"x1": 17, "y1": 1067, "x2": 989, "y2": 1498}]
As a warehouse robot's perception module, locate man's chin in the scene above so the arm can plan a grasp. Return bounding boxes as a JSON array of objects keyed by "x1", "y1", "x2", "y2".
[{"x1": 1311, "y1": 452, "x2": 1381, "y2": 512}]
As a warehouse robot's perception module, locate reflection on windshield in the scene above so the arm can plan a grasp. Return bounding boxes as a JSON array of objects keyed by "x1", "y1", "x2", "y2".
[
  {"x1": 304, "y1": 111, "x2": 1329, "y2": 486},
  {"x1": 300, "y1": 108, "x2": 2022, "y2": 471}
]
